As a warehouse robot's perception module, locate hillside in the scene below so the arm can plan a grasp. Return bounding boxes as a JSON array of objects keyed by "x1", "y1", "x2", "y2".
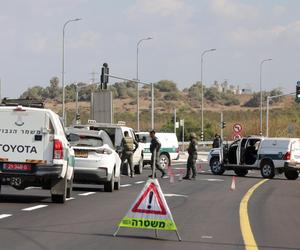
[{"x1": 45, "y1": 90, "x2": 300, "y2": 140}]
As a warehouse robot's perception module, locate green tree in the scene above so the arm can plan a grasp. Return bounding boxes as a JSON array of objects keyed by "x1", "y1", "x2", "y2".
[
  {"x1": 19, "y1": 86, "x2": 45, "y2": 100},
  {"x1": 155, "y1": 80, "x2": 178, "y2": 92}
]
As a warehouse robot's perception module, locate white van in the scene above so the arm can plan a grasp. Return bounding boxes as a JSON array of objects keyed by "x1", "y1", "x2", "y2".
[
  {"x1": 208, "y1": 136, "x2": 300, "y2": 180},
  {"x1": 0, "y1": 100, "x2": 74, "y2": 203},
  {"x1": 73, "y1": 121, "x2": 144, "y2": 174},
  {"x1": 136, "y1": 132, "x2": 179, "y2": 169}
]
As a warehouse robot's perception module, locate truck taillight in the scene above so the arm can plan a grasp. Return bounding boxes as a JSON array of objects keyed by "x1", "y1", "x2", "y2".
[
  {"x1": 54, "y1": 139, "x2": 63, "y2": 159},
  {"x1": 283, "y1": 152, "x2": 291, "y2": 160}
]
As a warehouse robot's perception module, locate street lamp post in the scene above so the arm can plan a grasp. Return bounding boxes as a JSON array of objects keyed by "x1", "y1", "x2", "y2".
[
  {"x1": 62, "y1": 18, "x2": 82, "y2": 125},
  {"x1": 259, "y1": 58, "x2": 272, "y2": 136},
  {"x1": 136, "y1": 37, "x2": 152, "y2": 131},
  {"x1": 200, "y1": 48, "x2": 216, "y2": 141}
]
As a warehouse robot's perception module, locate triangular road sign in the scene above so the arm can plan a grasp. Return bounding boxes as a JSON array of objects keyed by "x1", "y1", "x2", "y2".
[
  {"x1": 116, "y1": 178, "x2": 178, "y2": 231},
  {"x1": 131, "y1": 182, "x2": 167, "y2": 215}
]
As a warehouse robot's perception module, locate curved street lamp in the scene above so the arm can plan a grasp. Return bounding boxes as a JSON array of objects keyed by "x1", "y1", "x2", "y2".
[
  {"x1": 259, "y1": 58, "x2": 272, "y2": 136},
  {"x1": 62, "y1": 18, "x2": 82, "y2": 125},
  {"x1": 200, "y1": 48, "x2": 216, "y2": 141},
  {"x1": 136, "y1": 37, "x2": 152, "y2": 131}
]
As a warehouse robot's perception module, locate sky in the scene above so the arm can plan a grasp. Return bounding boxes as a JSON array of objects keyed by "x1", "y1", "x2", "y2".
[{"x1": 1, "y1": 0, "x2": 300, "y2": 98}]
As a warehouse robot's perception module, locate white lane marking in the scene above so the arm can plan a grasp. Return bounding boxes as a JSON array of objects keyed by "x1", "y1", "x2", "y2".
[
  {"x1": 66, "y1": 197, "x2": 75, "y2": 201},
  {"x1": 164, "y1": 193, "x2": 188, "y2": 198},
  {"x1": 175, "y1": 174, "x2": 180, "y2": 176},
  {"x1": 134, "y1": 181, "x2": 145, "y2": 184},
  {"x1": 25, "y1": 187, "x2": 41, "y2": 190},
  {"x1": 22, "y1": 205, "x2": 48, "y2": 211},
  {"x1": 173, "y1": 167, "x2": 186, "y2": 170},
  {"x1": 200, "y1": 178, "x2": 224, "y2": 182},
  {"x1": 120, "y1": 184, "x2": 132, "y2": 188},
  {"x1": 0, "y1": 214, "x2": 12, "y2": 219},
  {"x1": 78, "y1": 192, "x2": 96, "y2": 196},
  {"x1": 201, "y1": 235, "x2": 213, "y2": 239}
]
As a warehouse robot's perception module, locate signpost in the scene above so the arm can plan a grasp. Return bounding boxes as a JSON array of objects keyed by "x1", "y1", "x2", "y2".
[{"x1": 232, "y1": 123, "x2": 243, "y2": 140}]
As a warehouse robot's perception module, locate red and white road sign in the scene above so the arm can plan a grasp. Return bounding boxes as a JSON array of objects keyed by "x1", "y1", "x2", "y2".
[
  {"x1": 132, "y1": 182, "x2": 167, "y2": 215},
  {"x1": 233, "y1": 133, "x2": 242, "y2": 140},
  {"x1": 233, "y1": 123, "x2": 243, "y2": 133}
]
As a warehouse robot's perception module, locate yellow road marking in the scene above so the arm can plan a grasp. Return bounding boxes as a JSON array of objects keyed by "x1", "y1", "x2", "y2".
[{"x1": 240, "y1": 179, "x2": 268, "y2": 250}]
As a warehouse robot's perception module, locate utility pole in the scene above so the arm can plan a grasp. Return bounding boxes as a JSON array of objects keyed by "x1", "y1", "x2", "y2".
[{"x1": 0, "y1": 78, "x2": 2, "y2": 103}]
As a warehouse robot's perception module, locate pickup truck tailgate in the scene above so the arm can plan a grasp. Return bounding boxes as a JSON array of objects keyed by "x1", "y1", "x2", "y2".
[{"x1": 0, "y1": 108, "x2": 53, "y2": 163}]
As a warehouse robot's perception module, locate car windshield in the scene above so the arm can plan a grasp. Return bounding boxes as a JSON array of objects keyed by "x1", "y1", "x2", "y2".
[{"x1": 71, "y1": 135, "x2": 103, "y2": 147}]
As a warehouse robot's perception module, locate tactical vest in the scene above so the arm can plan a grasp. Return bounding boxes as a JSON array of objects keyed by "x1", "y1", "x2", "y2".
[{"x1": 123, "y1": 137, "x2": 134, "y2": 151}]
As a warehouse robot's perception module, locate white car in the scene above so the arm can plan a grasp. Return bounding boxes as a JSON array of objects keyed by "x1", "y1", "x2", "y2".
[
  {"x1": 68, "y1": 128, "x2": 121, "y2": 192},
  {"x1": 136, "y1": 132, "x2": 179, "y2": 169},
  {"x1": 73, "y1": 121, "x2": 144, "y2": 175}
]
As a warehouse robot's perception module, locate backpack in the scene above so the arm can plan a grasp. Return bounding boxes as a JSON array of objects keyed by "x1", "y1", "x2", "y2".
[{"x1": 123, "y1": 136, "x2": 134, "y2": 151}]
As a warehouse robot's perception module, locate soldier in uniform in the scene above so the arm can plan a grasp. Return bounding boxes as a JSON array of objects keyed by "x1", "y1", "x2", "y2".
[
  {"x1": 149, "y1": 130, "x2": 167, "y2": 178},
  {"x1": 183, "y1": 132, "x2": 198, "y2": 180},
  {"x1": 121, "y1": 131, "x2": 138, "y2": 178}
]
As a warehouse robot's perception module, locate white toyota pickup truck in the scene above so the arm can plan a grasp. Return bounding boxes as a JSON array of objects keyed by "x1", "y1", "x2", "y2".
[
  {"x1": 0, "y1": 99, "x2": 74, "y2": 203},
  {"x1": 208, "y1": 136, "x2": 300, "y2": 180}
]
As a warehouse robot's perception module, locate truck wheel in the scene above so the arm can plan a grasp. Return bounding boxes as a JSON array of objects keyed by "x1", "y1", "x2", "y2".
[
  {"x1": 104, "y1": 173, "x2": 114, "y2": 192},
  {"x1": 66, "y1": 176, "x2": 73, "y2": 198},
  {"x1": 134, "y1": 156, "x2": 144, "y2": 174},
  {"x1": 234, "y1": 169, "x2": 248, "y2": 177},
  {"x1": 51, "y1": 176, "x2": 67, "y2": 203},
  {"x1": 284, "y1": 170, "x2": 299, "y2": 180},
  {"x1": 260, "y1": 160, "x2": 275, "y2": 179},
  {"x1": 210, "y1": 157, "x2": 225, "y2": 175},
  {"x1": 159, "y1": 153, "x2": 170, "y2": 169}
]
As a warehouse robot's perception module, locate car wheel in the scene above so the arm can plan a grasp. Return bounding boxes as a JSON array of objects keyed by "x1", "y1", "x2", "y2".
[
  {"x1": 121, "y1": 162, "x2": 130, "y2": 176},
  {"x1": 114, "y1": 176, "x2": 120, "y2": 190},
  {"x1": 260, "y1": 160, "x2": 275, "y2": 179},
  {"x1": 104, "y1": 173, "x2": 114, "y2": 192},
  {"x1": 159, "y1": 153, "x2": 170, "y2": 169},
  {"x1": 210, "y1": 157, "x2": 225, "y2": 175},
  {"x1": 284, "y1": 169, "x2": 299, "y2": 180},
  {"x1": 134, "y1": 156, "x2": 144, "y2": 174},
  {"x1": 234, "y1": 169, "x2": 248, "y2": 177}
]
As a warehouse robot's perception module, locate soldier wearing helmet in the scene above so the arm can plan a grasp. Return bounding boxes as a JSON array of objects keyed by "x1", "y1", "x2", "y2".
[{"x1": 183, "y1": 132, "x2": 198, "y2": 180}]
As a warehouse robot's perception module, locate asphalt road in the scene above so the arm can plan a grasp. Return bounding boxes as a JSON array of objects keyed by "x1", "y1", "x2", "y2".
[{"x1": 1, "y1": 161, "x2": 300, "y2": 250}]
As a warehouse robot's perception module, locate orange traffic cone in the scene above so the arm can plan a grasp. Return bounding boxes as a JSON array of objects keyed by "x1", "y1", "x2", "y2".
[
  {"x1": 197, "y1": 164, "x2": 203, "y2": 173},
  {"x1": 231, "y1": 176, "x2": 236, "y2": 190},
  {"x1": 167, "y1": 165, "x2": 175, "y2": 183},
  {"x1": 178, "y1": 169, "x2": 184, "y2": 181}
]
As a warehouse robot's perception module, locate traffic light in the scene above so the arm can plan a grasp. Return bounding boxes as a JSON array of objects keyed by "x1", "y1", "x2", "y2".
[
  {"x1": 296, "y1": 83, "x2": 300, "y2": 102},
  {"x1": 200, "y1": 131, "x2": 204, "y2": 141},
  {"x1": 221, "y1": 121, "x2": 226, "y2": 129},
  {"x1": 100, "y1": 63, "x2": 109, "y2": 90}
]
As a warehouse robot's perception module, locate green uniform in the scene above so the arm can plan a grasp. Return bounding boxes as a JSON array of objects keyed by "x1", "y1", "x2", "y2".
[
  {"x1": 185, "y1": 138, "x2": 198, "y2": 179},
  {"x1": 121, "y1": 136, "x2": 138, "y2": 177}
]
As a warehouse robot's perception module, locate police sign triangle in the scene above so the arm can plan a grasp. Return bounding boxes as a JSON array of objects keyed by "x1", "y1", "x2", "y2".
[
  {"x1": 131, "y1": 181, "x2": 167, "y2": 215},
  {"x1": 114, "y1": 178, "x2": 181, "y2": 239}
]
